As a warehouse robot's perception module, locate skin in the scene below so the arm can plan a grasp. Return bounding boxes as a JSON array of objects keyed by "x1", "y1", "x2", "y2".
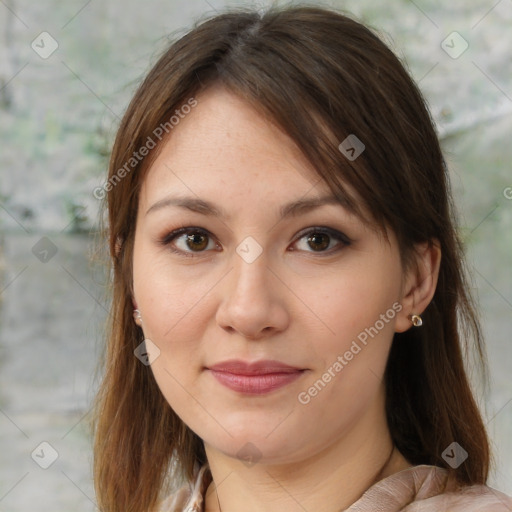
[{"x1": 132, "y1": 85, "x2": 441, "y2": 512}]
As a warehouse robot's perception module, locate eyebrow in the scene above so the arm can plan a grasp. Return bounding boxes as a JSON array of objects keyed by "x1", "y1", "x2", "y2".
[{"x1": 145, "y1": 194, "x2": 352, "y2": 220}]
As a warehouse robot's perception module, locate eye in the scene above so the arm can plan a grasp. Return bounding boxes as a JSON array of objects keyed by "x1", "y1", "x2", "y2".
[
  {"x1": 160, "y1": 227, "x2": 220, "y2": 256},
  {"x1": 159, "y1": 226, "x2": 351, "y2": 257},
  {"x1": 292, "y1": 227, "x2": 351, "y2": 253}
]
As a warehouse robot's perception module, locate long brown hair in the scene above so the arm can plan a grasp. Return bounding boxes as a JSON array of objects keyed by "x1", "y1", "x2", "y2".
[{"x1": 91, "y1": 5, "x2": 490, "y2": 511}]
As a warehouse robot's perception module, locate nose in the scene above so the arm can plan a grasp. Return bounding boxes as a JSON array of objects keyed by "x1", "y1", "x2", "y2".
[{"x1": 215, "y1": 253, "x2": 290, "y2": 340}]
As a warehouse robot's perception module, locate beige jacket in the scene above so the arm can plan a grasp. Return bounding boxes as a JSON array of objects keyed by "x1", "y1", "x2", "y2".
[{"x1": 158, "y1": 463, "x2": 512, "y2": 511}]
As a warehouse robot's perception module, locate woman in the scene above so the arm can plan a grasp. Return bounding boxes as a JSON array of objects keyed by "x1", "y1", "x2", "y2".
[{"x1": 91, "y1": 5, "x2": 512, "y2": 512}]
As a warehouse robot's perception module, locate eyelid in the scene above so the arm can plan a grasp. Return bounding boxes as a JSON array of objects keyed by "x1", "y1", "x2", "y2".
[
  {"x1": 158, "y1": 226, "x2": 220, "y2": 257},
  {"x1": 159, "y1": 226, "x2": 209, "y2": 246},
  {"x1": 293, "y1": 226, "x2": 353, "y2": 246},
  {"x1": 158, "y1": 225, "x2": 352, "y2": 257}
]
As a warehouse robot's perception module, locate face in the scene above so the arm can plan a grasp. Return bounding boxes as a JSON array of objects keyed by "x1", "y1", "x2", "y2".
[{"x1": 132, "y1": 86, "x2": 408, "y2": 465}]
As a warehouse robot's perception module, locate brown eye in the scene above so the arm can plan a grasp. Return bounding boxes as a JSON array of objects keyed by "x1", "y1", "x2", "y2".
[
  {"x1": 307, "y1": 232, "x2": 331, "y2": 251},
  {"x1": 160, "y1": 227, "x2": 218, "y2": 256},
  {"x1": 292, "y1": 227, "x2": 351, "y2": 254},
  {"x1": 186, "y1": 231, "x2": 209, "y2": 251}
]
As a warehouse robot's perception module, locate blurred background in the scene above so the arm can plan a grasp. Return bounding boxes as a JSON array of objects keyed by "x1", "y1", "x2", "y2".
[{"x1": 0, "y1": 0, "x2": 511, "y2": 509}]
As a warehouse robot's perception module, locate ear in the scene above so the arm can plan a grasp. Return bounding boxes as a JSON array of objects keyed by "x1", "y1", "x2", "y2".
[{"x1": 395, "y1": 240, "x2": 441, "y2": 333}]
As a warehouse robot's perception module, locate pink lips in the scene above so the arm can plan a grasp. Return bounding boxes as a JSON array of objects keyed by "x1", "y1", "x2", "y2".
[{"x1": 206, "y1": 359, "x2": 305, "y2": 394}]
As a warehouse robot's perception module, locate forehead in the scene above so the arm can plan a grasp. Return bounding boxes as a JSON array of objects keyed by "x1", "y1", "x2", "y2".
[
  {"x1": 137, "y1": 85, "x2": 378, "y2": 235},
  {"x1": 140, "y1": 86, "x2": 320, "y2": 201}
]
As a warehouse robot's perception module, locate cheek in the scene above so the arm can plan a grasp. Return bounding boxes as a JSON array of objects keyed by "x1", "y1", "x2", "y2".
[
  {"x1": 132, "y1": 250, "x2": 214, "y2": 425},
  {"x1": 133, "y1": 245, "x2": 214, "y2": 345},
  {"x1": 304, "y1": 258, "x2": 402, "y2": 350},
  {"x1": 297, "y1": 258, "x2": 401, "y2": 403}
]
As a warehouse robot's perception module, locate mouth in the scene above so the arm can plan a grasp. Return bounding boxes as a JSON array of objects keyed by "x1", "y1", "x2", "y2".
[{"x1": 205, "y1": 359, "x2": 306, "y2": 394}]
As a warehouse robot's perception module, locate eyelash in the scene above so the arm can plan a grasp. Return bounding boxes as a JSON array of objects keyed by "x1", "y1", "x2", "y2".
[{"x1": 158, "y1": 226, "x2": 352, "y2": 258}]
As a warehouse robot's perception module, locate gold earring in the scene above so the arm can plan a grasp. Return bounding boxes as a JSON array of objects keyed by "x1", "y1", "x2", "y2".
[{"x1": 410, "y1": 314, "x2": 423, "y2": 327}]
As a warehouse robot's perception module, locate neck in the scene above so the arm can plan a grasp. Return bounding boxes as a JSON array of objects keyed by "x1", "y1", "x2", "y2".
[{"x1": 203, "y1": 397, "x2": 411, "y2": 512}]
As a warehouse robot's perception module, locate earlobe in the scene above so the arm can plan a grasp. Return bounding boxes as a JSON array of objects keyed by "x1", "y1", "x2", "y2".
[
  {"x1": 395, "y1": 240, "x2": 441, "y2": 333},
  {"x1": 132, "y1": 298, "x2": 143, "y2": 326},
  {"x1": 114, "y1": 236, "x2": 123, "y2": 256},
  {"x1": 133, "y1": 309, "x2": 143, "y2": 326}
]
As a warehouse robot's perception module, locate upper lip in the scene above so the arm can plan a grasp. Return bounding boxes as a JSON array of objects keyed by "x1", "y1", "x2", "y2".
[{"x1": 206, "y1": 359, "x2": 304, "y2": 375}]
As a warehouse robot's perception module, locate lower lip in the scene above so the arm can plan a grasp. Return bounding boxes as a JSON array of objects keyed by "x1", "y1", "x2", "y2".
[{"x1": 208, "y1": 369, "x2": 304, "y2": 394}]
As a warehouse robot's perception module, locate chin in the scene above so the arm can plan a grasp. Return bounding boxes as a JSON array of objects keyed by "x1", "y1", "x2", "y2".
[{"x1": 204, "y1": 428, "x2": 306, "y2": 467}]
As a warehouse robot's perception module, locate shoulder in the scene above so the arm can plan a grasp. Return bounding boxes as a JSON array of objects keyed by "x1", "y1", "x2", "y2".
[
  {"x1": 347, "y1": 464, "x2": 512, "y2": 512},
  {"x1": 157, "y1": 463, "x2": 212, "y2": 512},
  {"x1": 157, "y1": 486, "x2": 193, "y2": 512},
  {"x1": 407, "y1": 482, "x2": 512, "y2": 512},
  {"x1": 158, "y1": 462, "x2": 512, "y2": 512}
]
